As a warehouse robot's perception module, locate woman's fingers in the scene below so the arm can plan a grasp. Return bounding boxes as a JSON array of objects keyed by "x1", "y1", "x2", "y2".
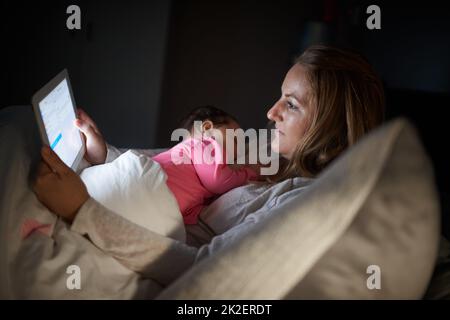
[
  {"x1": 74, "y1": 118, "x2": 95, "y2": 137},
  {"x1": 75, "y1": 108, "x2": 107, "y2": 165},
  {"x1": 40, "y1": 146, "x2": 70, "y2": 176},
  {"x1": 37, "y1": 160, "x2": 52, "y2": 175},
  {"x1": 33, "y1": 161, "x2": 57, "y2": 197},
  {"x1": 77, "y1": 108, "x2": 101, "y2": 134},
  {"x1": 74, "y1": 119, "x2": 87, "y2": 145}
]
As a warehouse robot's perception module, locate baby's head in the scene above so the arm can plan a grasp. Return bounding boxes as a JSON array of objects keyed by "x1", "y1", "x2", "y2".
[
  {"x1": 179, "y1": 105, "x2": 240, "y2": 156},
  {"x1": 179, "y1": 105, "x2": 240, "y2": 136}
]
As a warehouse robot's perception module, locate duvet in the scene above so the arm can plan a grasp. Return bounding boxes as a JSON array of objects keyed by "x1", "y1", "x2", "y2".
[{"x1": 0, "y1": 106, "x2": 165, "y2": 299}]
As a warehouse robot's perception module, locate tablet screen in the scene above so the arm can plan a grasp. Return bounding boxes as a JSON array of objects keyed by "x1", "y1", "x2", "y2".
[{"x1": 38, "y1": 78, "x2": 83, "y2": 168}]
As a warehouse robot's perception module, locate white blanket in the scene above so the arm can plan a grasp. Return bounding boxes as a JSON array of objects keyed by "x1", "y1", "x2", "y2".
[
  {"x1": 80, "y1": 150, "x2": 185, "y2": 242},
  {"x1": 0, "y1": 107, "x2": 163, "y2": 299}
]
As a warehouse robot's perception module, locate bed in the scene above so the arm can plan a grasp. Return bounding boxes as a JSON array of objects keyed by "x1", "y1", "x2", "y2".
[{"x1": 0, "y1": 105, "x2": 445, "y2": 299}]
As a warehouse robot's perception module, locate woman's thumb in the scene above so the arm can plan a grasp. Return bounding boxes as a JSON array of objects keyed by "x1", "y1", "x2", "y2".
[
  {"x1": 74, "y1": 119, "x2": 93, "y2": 135},
  {"x1": 41, "y1": 146, "x2": 70, "y2": 175}
]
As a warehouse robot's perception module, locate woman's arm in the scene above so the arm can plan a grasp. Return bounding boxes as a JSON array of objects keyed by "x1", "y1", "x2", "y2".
[
  {"x1": 71, "y1": 197, "x2": 197, "y2": 285},
  {"x1": 33, "y1": 145, "x2": 275, "y2": 287},
  {"x1": 33, "y1": 141, "x2": 267, "y2": 287},
  {"x1": 33, "y1": 146, "x2": 197, "y2": 285}
]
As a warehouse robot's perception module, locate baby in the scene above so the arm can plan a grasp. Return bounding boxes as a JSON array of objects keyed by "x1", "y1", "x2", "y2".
[
  {"x1": 152, "y1": 106, "x2": 259, "y2": 224},
  {"x1": 79, "y1": 105, "x2": 258, "y2": 241}
]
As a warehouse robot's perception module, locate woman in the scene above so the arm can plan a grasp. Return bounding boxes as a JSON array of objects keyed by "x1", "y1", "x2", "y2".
[{"x1": 32, "y1": 45, "x2": 385, "y2": 285}]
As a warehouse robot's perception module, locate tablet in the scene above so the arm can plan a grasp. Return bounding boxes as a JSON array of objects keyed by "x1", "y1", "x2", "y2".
[{"x1": 32, "y1": 69, "x2": 85, "y2": 171}]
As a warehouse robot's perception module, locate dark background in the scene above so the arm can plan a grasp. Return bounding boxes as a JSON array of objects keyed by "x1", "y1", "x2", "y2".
[{"x1": 2, "y1": 0, "x2": 450, "y2": 234}]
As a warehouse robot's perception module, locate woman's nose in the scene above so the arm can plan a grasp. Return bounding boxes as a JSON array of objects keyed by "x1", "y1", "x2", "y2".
[{"x1": 267, "y1": 102, "x2": 283, "y2": 122}]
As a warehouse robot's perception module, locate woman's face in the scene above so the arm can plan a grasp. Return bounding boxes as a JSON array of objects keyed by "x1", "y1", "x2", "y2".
[{"x1": 267, "y1": 64, "x2": 313, "y2": 159}]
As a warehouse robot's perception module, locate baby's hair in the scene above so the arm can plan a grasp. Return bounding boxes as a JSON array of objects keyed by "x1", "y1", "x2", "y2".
[{"x1": 178, "y1": 105, "x2": 238, "y2": 131}]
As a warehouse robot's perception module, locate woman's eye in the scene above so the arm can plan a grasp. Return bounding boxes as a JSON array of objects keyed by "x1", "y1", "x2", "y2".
[{"x1": 287, "y1": 101, "x2": 297, "y2": 110}]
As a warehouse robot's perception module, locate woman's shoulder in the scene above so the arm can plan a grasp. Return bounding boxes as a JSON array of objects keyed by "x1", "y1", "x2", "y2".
[
  {"x1": 291, "y1": 176, "x2": 315, "y2": 188},
  {"x1": 270, "y1": 177, "x2": 314, "y2": 205},
  {"x1": 198, "y1": 177, "x2": 314, "y2": 235},
  {"x1": 253, "y1": 176, "x2": 314, "y2": 192},
  {"x1": 208, "y1": 176, "x2": 313, "y2": 208}
]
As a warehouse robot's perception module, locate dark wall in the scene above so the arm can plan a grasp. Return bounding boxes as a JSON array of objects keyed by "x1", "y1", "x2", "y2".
[
  {"x1": 156, "y1": 0, "x2": 315, "y2": 145},
  {"x1": 1, "y1": 0, "x2": 171, "y2": 148},
  {"x1": 157, "y1": 0, "x2": 450, "y2": 134},
  {"x1": 357, "y1": 1, "x2": 450, "y2": 93},
  {"x1": 354, "y1": 1, "x2": 450, "y2": 196}
]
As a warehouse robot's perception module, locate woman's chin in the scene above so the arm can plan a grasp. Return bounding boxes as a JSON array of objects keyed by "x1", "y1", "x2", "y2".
[{"x1": 271, "y1": 143, "x2": 290, "y2": 160}]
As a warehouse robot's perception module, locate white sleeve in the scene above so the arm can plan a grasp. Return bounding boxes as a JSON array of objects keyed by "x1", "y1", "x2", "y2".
[
  {"x1": 71, "y1": 197, "x2": 197, "y2": 285},
  {"x1": 76, "y1": 143, "x2": 123, "y2": 173},
  {"x1": 70, "y1": 195, "x2": 271, "y2": 286},
  {"x1": 105, "y1": 143, "x2": 124, "y2": 163},
  {"x1": 76, "y1": 157, "x2": 92, "y2": 173}
]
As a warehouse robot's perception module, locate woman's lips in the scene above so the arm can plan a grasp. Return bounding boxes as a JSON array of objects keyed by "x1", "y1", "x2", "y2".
[{"x1": 275, "y1": 127, "x2": 284, "y2": 135}]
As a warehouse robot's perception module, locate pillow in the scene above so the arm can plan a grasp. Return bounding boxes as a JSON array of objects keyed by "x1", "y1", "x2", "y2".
[
  {"x1": 157, "y1": 117, "x2": 440, "y2": 299},
  {"x1": 80, "y1": 150, "x2": 185, "y2": 243},
  {"x1": 424, "y1": 236, "x2": 450, "y2": 299}
]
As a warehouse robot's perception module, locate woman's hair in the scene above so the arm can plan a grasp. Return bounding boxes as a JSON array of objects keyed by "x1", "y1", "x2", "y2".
[
  {"x1": 178, "y1": 105, "x2": 238, "y2": 131},
  {"x1": 272, "y1": 44, "x2": 385, "y2": 181}
]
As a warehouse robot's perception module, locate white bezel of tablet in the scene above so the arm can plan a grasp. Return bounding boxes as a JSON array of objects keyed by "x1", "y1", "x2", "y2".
[{"x1": 31, "y1": 69, "x2": 85, "y2": 171}]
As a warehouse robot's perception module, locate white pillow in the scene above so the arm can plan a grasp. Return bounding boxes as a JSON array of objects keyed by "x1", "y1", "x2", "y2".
[{"x1": 80, "y1": 150, "x2": 185, "y2": 242}]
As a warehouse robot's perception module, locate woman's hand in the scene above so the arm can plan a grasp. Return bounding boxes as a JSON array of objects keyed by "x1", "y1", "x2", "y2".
[
  {"x1": 33, "y1": 146, "x2": 90, "y2": 223},
  {"x1": 75, "y1": 108, "x2": 107, "y2": 165}
]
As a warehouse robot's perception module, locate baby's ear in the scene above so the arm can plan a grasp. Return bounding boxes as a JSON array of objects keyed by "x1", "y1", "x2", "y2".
[{"x1": 201, "y1": 120, "x2": 214, "y2": 132}]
